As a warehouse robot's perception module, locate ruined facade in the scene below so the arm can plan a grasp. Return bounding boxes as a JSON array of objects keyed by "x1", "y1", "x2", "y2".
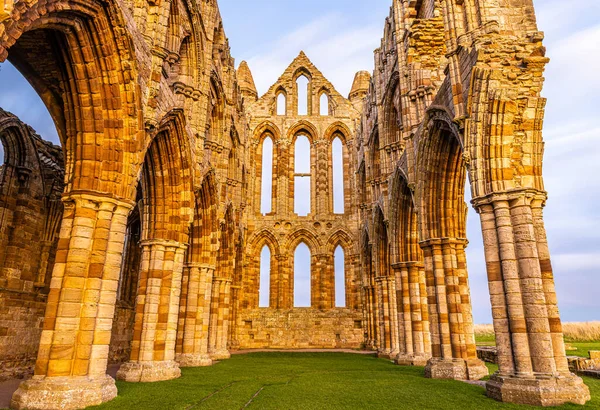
[{"x1": 0, "y1": 0, "x2": 591, "y2": 408}]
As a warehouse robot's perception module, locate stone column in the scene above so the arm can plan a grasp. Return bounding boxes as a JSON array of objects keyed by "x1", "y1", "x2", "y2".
[
  {"x1": 208, "y1": 276, "x2": 232, "y2": 360},
  {"x1": 363, "y1": 285, "x2": 377, "y2": 349},
  {"x1": 474, "y1": 192, "x2": 590, "y2": 406},
  {"x1": 117, "y1": 239, "x2": 187, "y2": 382},
  {"x1": 375, "y1": 276, "x2": 398, "y2": 358},
  {"x1": 421, "y1": 238, "x2": 487, "y2": 380},
  {"x1": 175, "y1": 263, "x2": 214, "y2": 367},
  {"x1": 394, "y1": 262, "x2": 432, "y2": 366},
  {"x1": 11, "y1": 193, "x2": 132, "y2": 410}
]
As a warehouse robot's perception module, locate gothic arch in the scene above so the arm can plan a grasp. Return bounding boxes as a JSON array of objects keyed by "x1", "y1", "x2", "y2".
[
  {"x1": 0, "y1": 0, "x2": 142, "y2": 200},
  {"x1": 287, "y1": 120, "x2": 319, "y2": 144},
  {"x1": 285, "y1": 228, "x2": 322, "y2": 254}
]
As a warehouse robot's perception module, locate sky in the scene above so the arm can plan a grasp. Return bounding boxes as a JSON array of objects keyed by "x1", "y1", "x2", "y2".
[{"x1": 0, "y1": 0, "x2": 598, "y2": 323}]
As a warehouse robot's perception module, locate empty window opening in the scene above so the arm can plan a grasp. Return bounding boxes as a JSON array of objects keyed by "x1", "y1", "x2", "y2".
[
  {"x1": 296, "y1": 75, "x2": 309, "y2": 115},
  {"x1": 320, "y1": 93, "x2": 329, "y2": 116},
  {"x1": 294, "y1": 242, "x2": 311, "y2": 307},
  {"x1": 277, "y1": 93, "x2": 286, "y2": 116},
  {"x1": 261, "y1": 136, "x2": 273, "y2": 214},
  {"x1": 259, "y1": 245, "x2": 271, "y2": 307},
  {"x1": 334, "y1": 245, "x2": 346, "y2": 307},
  {"x1": 332, "y1": 137, "x2": 345, "y2": 214},
  {"x1": 294, "y1": 135, "x2": 311, "y2": 216}
]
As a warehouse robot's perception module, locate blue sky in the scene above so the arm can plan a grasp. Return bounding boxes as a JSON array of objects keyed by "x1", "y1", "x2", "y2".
[{"x1": 0, "y1": 0, "x2": 598, "y2": 323}]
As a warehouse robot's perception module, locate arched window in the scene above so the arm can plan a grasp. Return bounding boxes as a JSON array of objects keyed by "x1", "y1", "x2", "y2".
[
  {"x1": 372, "y1": 133, "x2": 381, "y2": 179},
  {"x1": 294, "y1": 242, "x2": 311, "y2": 307},
  {"x1": 277, "y1": 92, "x2": 286, "y2": 116},
  {"x1": 296, "y1": 75, "x2": 309, "y2": 115},
  {"x1": 332, "y1": 137, "x2": 344, "y2": 214},
  {"x1": 259, "y1": 245, "x2": 271, "y2": 307},
  {"x1": 320, "y1": 93, "x2": 329, "y2": 116},
  {"x1": 294, "y1": 135, "x2": 311, "y2": 216},
  {"x1": 334, "y1": 245, "x2": 346, "y2": 307},
  {"x1": 261, "y1": 136, "x2": 273, "y2": 214}
]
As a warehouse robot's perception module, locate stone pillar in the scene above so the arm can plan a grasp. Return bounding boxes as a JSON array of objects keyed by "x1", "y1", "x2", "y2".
[
  {"x1": 175, "y1": 263, "x2": 214, "y2": 367},
  {"x1": 375, "y1": 276, "x2": 398, "y2": 358},
  {"x1": 208, "y1": 276, "x2": 231, "y2": 360},
  {"x1": 363, "y1": 285, "x2": 377, "y2": 349},
  {"x1": 474, "y1": 192, "x2": 590, "y2": 406},
  {"x1": 394, "y1": 262, "x2": 431, "y2": 366},
  {"x1": 11, "y1": 193, "x2": 132, "y2": 410},
  {"x1": 117, "y1": 239, "x2": 187, "y2": 382},
  {"x1": 421, "y1": 238, "x2": 487, "y2": 380}
]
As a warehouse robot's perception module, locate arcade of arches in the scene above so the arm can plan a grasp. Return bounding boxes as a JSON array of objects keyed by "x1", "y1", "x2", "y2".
[{"x1": 0, "y1": 0, "x2": 591, "y2": 408}]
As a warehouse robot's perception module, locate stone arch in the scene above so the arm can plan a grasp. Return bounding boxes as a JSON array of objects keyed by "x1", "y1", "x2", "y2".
[
  {"x1": 285, "y1": 228, "x2": 322, "y2": 254},
  {"x1": 388, "y1": 168, "x2": 419, "y2": 264},
  {"x1": 414, "y1": 106, "x2": 485, "y2": 379},
  {"x1": 0, "y1": 0, "x2": 142, "y2": 200},
  {"x1": 287, "y1": 120, "x2": 318, "y2": 144},
  {"x1": 382, "y1": 72, "x2": 402, "y2": 147},
  {"x1": 140, "y1": 111, "x2": 194, "y2": 244},
  {"x1": 246, "y1": 229, "x2": 281, "y2": 309},
  {"x1": 254, "y1": 121, "x2": 282, "y2": 143},
  {"x1": 207, "y1": 74, "x2": 225, "y2": 143}
]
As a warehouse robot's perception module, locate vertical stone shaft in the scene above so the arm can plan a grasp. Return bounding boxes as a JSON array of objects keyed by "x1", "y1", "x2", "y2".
[
  {"x1": 176, "y1": 264, "x2": 214, "y2": 366},
  {"x1": 479, "y1": 193, "x2": 590, "y2": 405},
  {"x1": 11, "y1": 194, "x2": 131, "y2": 409},
  {"x1": 117, "y1": 240, "x2": 186, "y2": 382},
  {"x1": 376, "y1": 276, "x2": 393, "y2": 357},
  {"x1": 208, "y1": 276, "x2": 231, "y2": 360},
  {"x1": 422, "y1": 239, "x2": 487, "y2": 380},
  {"x1": 531, "y1": 199, "x2": 569, "y2": 374}
]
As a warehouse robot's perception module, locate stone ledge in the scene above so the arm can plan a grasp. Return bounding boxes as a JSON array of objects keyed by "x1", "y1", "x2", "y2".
[
  {"x1": 486, "y1": 373, "x2": 591, "y2": 406},
  {"x1": 10, "y1": 374, "x2": 117, "y2": 410},
  {"x1": 116, "y1": 360, "x2": 181, "y2": 383}
]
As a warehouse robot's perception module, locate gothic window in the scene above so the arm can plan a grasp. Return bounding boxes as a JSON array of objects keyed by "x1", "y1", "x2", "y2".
[
  {"x1": 320, "y1": 93, "x2": 329, "y2": 116},
  {"x1": 294, "y1": 242, "x2": 311, "y2": 307},
  {"x1": 296, "y1": 75, "x2": 309, "y2": 115},
  {"x1": 334, "y1": 245, "x2": 346, "y2": 307},
  {"x1": 261, "y1": 136, "x2": 273, "y2": 214},
  {"x1": 372, "y1": 133, "x2": 381, "y2": 179},
  {"x1": 276, "y1": 92, "x2": 286, "y2": 116},
  {"x1": 259, "y1": 245, "x2": 271, "y2": 307},
  {"x1": 332, "y1": 136, "x2": 344, "y2": 214},
  {"x1": 294, "y1": 135, "x2": 311, "y2": 216}
]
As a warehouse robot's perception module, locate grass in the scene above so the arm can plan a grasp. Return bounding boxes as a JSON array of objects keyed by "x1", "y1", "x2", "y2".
[
  {"x1": 474, "y1": 323, "x2": 600, "y2": 358},
  {"x1": 88, "y1": 352, "x2": 600, "y2": 410}
]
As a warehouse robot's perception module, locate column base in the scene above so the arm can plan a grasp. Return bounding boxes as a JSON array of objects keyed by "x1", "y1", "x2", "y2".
[
  {"x1": 209, "y1": 349, "x2": 231, "y2": 361},
  {"x1": 116, "y1": 360, "x2": 181, "y2": 382},
  {"x1": 486, "y1": 372, "x2": 591, "y2": 406},
  {"x1": 424, "y1": 358, "x2": 488, "y2": 380},
  {"x1": 11, "y1": 374, "x2": 117, "y2": 410},
  {"x1": 176, "y1": 353, "x2": 213, "y2": 367},
  {"x1": 377, "y1": 349, "x2": 397, "y2": 360},
  {"x1": 395, "y1": 353, "x2": 430, "y2": 367}
]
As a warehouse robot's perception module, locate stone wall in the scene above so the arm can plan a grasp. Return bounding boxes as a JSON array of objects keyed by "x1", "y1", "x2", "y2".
[
  {"x1": 108, "y1": 304, "x2": 136, "y2": 364},
  {"x1": 0, "y1": 288, "x2": 46, "y2": 381},
  {"x1": 236, "y1": 308, "x2": 364, "y2": 349}
]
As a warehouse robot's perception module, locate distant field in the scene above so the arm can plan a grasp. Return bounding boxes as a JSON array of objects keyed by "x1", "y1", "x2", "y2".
[
  {"x1": 86, "y1": 352, "x2": 600, "y2": 410},
  {"x1": 474, "y1": 322, "x2": 600, "y2": 357}
]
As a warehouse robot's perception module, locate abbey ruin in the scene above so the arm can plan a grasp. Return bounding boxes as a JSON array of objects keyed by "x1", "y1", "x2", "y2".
[{"x1": 0, "y1": 0, "x2": 592, "y2": 408}]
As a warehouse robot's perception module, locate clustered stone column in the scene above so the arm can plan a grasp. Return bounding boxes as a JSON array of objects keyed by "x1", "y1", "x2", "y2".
[
  {"x1": 475, "y1": 192, "x2": 590, "y2": 405},
  {"x1": 376, "y1": 275, "x2": 399, "y2": 358},
  {"x1": 175, "y1": 263, "x2": 214, "y2": 367},
  {"x1": 393, "y1": 262, "x2": 431, "y2": 366},
  {"x1": 11, "y1": 194, "x2": 132, "y2": 410},
  {"x1": 207, "y1": 276, "x2": 232, "y2": 360},
  {"x1": 117, "y1": 239, "x2": 187, "y2": 382},
  {"x1": 420, "y1": 238, "x2": 488, "y2": 380}
]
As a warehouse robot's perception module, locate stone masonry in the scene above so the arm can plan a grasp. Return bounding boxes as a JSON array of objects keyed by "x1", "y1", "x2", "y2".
[{"x1": 0, "y1": 0, "x2": 591, "y2": 408}]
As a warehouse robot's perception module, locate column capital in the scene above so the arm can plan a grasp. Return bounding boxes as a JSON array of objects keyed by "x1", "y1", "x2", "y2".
[
  {"x1": 419, "y1": 237, "x2": 468, "y2": 248},
  {"x1": 62, "y1": 190, "x2": 136, "y2": 210},
  {"x1": 184, "y1": 262, "x2": 216, "y2": 270},
  {"x1": 139, "y1": 239, "x2": 189, "y2": 249},
  {"x1": 471, "y1": 188, "x2": 547, "y2": 210},
  {"x1": 391, "y1": 261, "x2": 424, "y2": 270}
]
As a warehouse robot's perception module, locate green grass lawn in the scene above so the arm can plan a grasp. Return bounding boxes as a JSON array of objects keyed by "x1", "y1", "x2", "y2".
[
  {"x1": 475, "y1": 334, "x2": 600, "y2": 359},
  {"x1": 89, "y1": 352, "x2": 600, "y2": 410}
]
